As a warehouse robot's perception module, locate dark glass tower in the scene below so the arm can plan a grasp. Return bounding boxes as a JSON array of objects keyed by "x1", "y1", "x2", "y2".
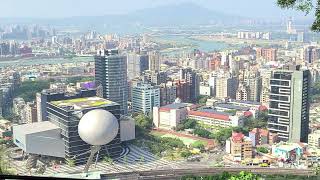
[
  {"x1": 268, "y1": 67, "x2": 310, "y2": 143},
  {"x1": 95, "y1": 49, "x2": 128, "y2": 115}
]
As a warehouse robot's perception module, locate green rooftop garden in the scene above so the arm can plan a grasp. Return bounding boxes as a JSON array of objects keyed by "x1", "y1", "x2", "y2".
[{"x1": 51, "y1": 97, "x2": 115, "y2": 110}]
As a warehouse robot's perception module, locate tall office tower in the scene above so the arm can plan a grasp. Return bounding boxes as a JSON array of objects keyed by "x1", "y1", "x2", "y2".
[
  {"x1": 287, "y1": 17, "x2": 296, "y2": 34},
  {"x1": 244, "y1": 77, "x2": 262, "y2": 102},
  {"x1": 132, "y1": 83, "x2": 160, "y2": 115},
  {"x1": 303, "y1": 46, "x2": 320, "y2": 64},
  {"x1": 127, "y1": 53, "x2": 149, "y2": 80},
  {"x1": 268, "y1": 67, "x2": 311, "y2": 143},
  {"x1": 159, "y1": 81, "x2": 177, "y2": 106},
  {"x1": 236, "y1": 83, "x2": 249, "y2": 101},
  {"x1": 148, "y1": 51, "x2": 160, "y2": 72},
  {"x1": 256, "y1": 48, "x2": 277, "y2": 61},
  {"x1": 180, "y1": 68, "x2": 200, "y2": 102},
  {"x1": 95, "y1": 49, "x2": 128, "y2": 115},
  {"x1": 215, "y1": 77, "x2": 238, "y2": 99}
]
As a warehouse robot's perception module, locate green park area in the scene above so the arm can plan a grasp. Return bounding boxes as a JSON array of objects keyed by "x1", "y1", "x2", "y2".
[
  {"x1": 13, "y1": 76, "x2": 94, "y2": 103},
  {"x1": 151, "y1": 131, "x2": 207, "y2": 147}
]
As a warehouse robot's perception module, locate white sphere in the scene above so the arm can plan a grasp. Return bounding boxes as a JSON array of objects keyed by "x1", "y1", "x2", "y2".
[
  {"x1": 174, "y1": 98, "x2": 182, "y2": 103},
  {"x1": 78, "y1": 109, "x2": 119, "y2": 146}
]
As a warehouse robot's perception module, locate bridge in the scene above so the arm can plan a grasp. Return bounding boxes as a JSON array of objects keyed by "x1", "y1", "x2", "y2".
[{"x1": 101, "y1": 167, "x2": 315, "y2": 180}]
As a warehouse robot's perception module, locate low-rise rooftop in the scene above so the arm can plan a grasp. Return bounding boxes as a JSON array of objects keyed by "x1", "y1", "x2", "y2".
[
  {"x1": 50, "y1": 96, "x2": 118, "y2": 111},
  {"x1": 216, "y1": 103, "x2": 250, "y2": 111},
  {"x1": 13, "y1": 121, "x2": 59, "y2": 135},
  {"x1": 162, "y1": 103, "x2": 192, "y2": 110}
]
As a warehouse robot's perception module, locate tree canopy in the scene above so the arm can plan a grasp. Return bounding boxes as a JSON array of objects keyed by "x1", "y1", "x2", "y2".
[
  {"x1": 14, "y1": 80, "x2": 50, "y2": 102},
  {"x1": 277, "y1": 0, "x2": 320, "y2": 31}
]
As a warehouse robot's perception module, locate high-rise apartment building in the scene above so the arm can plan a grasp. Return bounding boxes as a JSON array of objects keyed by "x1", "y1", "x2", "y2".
[
  {"x1": 215, "y1": 77, "x2": 238, "y2": 99},
  {"x1": 244, "y1": 77, "x2": 262, "y2": 102},
  {"x1": 159, "y1": 82, "x2": 177, "y2": 106},
  {"x1": 236, "y1": 83, "x2": 249, "y2": 101},
  {"x1": 132, "y1": 83, "x2": 160, "y2": 115},
  {"x1": 95, "y1": 49, "x2": 128, "y2": 115},
  {"x1": 127, "y1": 53, "x2": 149, "y2": 80},
  {"x1": 148, "y1": 51, "x2": 160, "y2": 72},
  {"x1": 268, "y1": 67, "x2": 311, "y2": 143},
  {"x1": 174, "y1": 80, "x2": 190, "y2": 103},
  {"x1": 256, "y1": 48, "x2": 277, "y2": 61},
  {"x1": 260, "y1": 70, "x2": 272, "y2": 104},
  {"x1": 180, "y1": 68, "x2": 200, "y2": 102},
  {"x1": 303, "y1": 46, "x2": 320, "y2": 64},
  {"x1": 25, "y1": 102, "x2": 37, "y2": 124}
]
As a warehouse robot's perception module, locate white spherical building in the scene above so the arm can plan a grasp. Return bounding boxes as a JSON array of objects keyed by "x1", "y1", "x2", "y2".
[
  {"x1": 174, "y1": 97, "x2": 182, "y2": 103},
  {"x1": 78, "y1": 109, "x2": 119, "y2": 146}
]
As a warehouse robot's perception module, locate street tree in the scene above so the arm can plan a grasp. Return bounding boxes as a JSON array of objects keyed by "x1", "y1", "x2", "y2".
[{"x1": 277, "y1": 0, "x2": 320, "y2": 31}]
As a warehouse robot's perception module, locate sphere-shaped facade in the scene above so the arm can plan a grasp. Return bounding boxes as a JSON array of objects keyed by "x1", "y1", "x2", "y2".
[
  {"x1": 78, "y1": 109, "x2": 119, "y2": 146},
  {"x1": 174, "y1": 98, "x2": 182, "y2": 103}
]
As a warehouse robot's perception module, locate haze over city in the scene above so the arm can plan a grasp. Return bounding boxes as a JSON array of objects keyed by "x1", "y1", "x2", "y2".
[
  {"x1": 0, "y1": 0, "x2": 313, "y2": 19},
  {"x1": 1, "y1": 0, "x2": 320, "y2": 179}
]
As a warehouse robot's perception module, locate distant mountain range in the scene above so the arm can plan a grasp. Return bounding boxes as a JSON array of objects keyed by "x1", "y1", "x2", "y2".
[{"x1": 0, "y1": 3, "x2": 247, "y2": 27}]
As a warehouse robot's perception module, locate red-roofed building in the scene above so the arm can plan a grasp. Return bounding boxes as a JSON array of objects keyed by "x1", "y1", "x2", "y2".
[
  {"x1": 258, "y1": 105, "x2": 268, "y2": 111},
  {"x1": 249, "y1": 128, "x2": 278, "y2": 146},
  {"x1": 188, "y1": 110, "x2": 244, "y2": 127},
  {"x1": 153, "y1": 103, "x2": 194, "y2": 130},
  {"x1": 226, "y1": 132, "x2": 253, "y2": 161},
  {"x1": 232, "y1": 132, "x2": 245, "y2": 142},
  {"x1": 243, "y1": 111, "x2": 253, "y2": 117}
]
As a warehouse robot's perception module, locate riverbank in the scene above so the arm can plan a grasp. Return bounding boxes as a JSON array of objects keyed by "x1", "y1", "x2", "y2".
[{"x1": 0, "y1": 56, "x2": 93, "y2": 68}]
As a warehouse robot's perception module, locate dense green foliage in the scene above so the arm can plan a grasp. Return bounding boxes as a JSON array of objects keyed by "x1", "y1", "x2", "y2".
[
  {"x1": 181, "y1": 171, "x2": 319, "y2": 180},
  {"x1": 13, "y1": 76, "x2": 94, "y2": 102},
  {"x1": 311, "y1": 80, "x2": 320, "y2": 102},
  {"x1": 211, "y1": 128, "x2": 233, "y2": 144},
  {"x1": 190, "y1": 141, "x2": 205, "y2": 151},
  {"x1": 134, "y1": 113, "x2": 153, "y2": 130},
  {"x1": 194, "y1": 128, "x2": 211, "y2": 138},
  {"x1": 65, "y1": 76, "x2": 94, "y2": 84},
  {"x1": 243, "y1": 111, "x2": 268, "y2": 131},
  {"x1": 257, "y1": 147, "x2": 269, "y2": 154},
  {"x1": 181, "y1": 171, "x2": 260, "y2": 180},
  {"x1": 14, "y1": 80, "x2": 50, "y2": 102},
  {"x1": 277, "y1": 0, "x2": 319, "y2": 31},
  {"x1": 176, "y1": 118, "x2": 197, "y2": 131},
  {"x1": 197, "y1": 95, "x2": 210, "y2": 105},
  {"x1": 180, "y1": 150, "x2": 193, "y2": 158},
  {"x1": 134, "y1": 113, "x2": 154, "y2": 138},
  {"x1": 135, "y1": 134, "x2": 186, "y2": 157},
  {"x1": 244, "y1": 117, "x2": 268, "y2": 131},
  {"x1": 0, "y1": 145, "x2": 15, "y2": 175}
]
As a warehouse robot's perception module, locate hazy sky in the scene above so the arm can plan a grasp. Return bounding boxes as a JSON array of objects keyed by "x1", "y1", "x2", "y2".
[{"x1": 0, "y1": 0, "x2": 313, "y2": 19}]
